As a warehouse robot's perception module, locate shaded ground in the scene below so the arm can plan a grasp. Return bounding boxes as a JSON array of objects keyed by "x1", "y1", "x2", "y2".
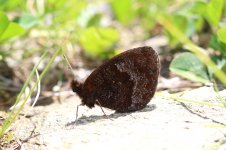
[{"x1": 10, "y1": 86, "x2": 226, "y2": 150}]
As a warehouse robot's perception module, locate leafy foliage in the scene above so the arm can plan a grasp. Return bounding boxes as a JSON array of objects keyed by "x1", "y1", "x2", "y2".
[
  {"x1": 0, "y1": 12, "x2": 25, "y2": 42},
  {"x1": 170, "y1": 52, "x2": 209, "y2": 84},
  {"x1": 205, "y1": 0, "x2": 224, "y2": 27},
  {"x1": 162, "y1": 0, "x2": 226, "y2": 83},
  {"x1": 0, "y1": 0, "x2": 225, "y2": 84},
  {"x1": 110, "y1": 0, "x2": 135, "y2": 25},
  {"x1": 78, "y1": 27, "x2": 119, "y2": 58},
  {"x1": 217, "y1": 28, "x2": 226, "y2": 44}
]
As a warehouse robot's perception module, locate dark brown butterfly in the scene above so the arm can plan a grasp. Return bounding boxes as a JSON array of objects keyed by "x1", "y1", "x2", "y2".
[{"x1": 71, "y1": 46, "x2": 160, "y2": 113}]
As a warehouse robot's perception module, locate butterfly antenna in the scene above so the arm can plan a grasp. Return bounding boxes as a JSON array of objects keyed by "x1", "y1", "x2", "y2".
[
  {"x1": 96, "y1": 100, "x2": 113, "y2": 121},
  {"x1": 63, "y1": 54, "x2": 83, "y2": 97},
  {"x1": 63, "y1": 54, "x2": 76, "y2": 77}
]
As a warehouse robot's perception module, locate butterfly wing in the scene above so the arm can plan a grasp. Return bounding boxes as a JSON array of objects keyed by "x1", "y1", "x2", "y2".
[{"x1": 82, "y1": 46, "x2": 160, "y2": 112}]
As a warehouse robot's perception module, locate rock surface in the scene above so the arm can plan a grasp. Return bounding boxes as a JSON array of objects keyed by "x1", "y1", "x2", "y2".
[{"x1": 14, "y1": 86, "x2": 226, "y2": 150}]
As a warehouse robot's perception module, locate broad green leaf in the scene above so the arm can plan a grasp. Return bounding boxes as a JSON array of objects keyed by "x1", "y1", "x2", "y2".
[
  {"x1": 0, "y1": 0, "x2": 25, "y2": 10},
  {"x1": 0, "y1": 22, "x2": 25, "y2": 41},
  {"x1": 50, "y1": 0, "x2": 86, "y2": 26},
  {"x1": 0, "y1": 12, "x2": 25, "y2": 41},
  {"x1": 209, "y1": 34, "x2": 226, "y2": 55},
  {"x1": 217, "y1": 28, "x2": 226, "y2": 44},
  {"x1": 111, "y1": 0, "x2": 135, "y2": 25},
  {"x1": 191, "y1": 1, "x2": 206, "y2": 16},
  {"x1": 0, "y1": 0, "x2": 6, "y2": 4},
  {"x1": 78, "y1": 27, "x2": 119, "y2": 58},
  {"x1": 0, "y1": 12, "x2": 10, "y2": 37},
  {"x1": 17, "y1": 14, "x2": 38, "y2": 29},
  {"x1": 207, "y1": 57, "x2": 226, "y2": 78},
  {"x1": 206, "y1": 0, "x2": 224, "y2": 27},
  {"x1": 170, "y1": 52, "x2": 210, "y2": 84},
  {"x1": 87, "y1": 14, "x2": 102, "y2": 27}
]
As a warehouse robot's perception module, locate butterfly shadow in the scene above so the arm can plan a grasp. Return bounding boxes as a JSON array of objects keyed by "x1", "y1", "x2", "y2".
[{"x1": 65, "y1": 104, "x2": 156, "y2": 127}]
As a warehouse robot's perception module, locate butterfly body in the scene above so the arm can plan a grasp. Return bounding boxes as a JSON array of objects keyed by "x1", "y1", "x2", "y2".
[{"x1": 72, "y1": 46, "x2": 160, "y2": 112}]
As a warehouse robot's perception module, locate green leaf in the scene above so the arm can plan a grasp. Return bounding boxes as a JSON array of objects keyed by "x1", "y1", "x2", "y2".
[
  {"x1": 0, "y1": 0, "x2": 24, "y2": 10},
  {"x1": 209, "y1": 34, "x2": 226, "y2": 55},
  {"x1": 0, "y1": 22, "x2": 25, "y2": 41},
  {"x1": 87, "y1": 13, "x2": 102, "y2": 27},
  {"x1": 191, "y1": 1, "x2": 206, "y2": 16},
  {"x1": 207, "y1": 57, "x2": 226, "y2": 79},
  {"x1": 78, "y1": 27, "x2": 119, "y2": 58},
  {"x1": 170, "y1": 52, "x2": 210, "y2": 84},
  {"x1": 0, "y1": 12, "x2": 25, "y2": 41},
  {"x1": 111, "y1": 0, "x2": 135, "y2": 25},
  {"x1": 17, "y1": 14, "x2": 38, "y2": 29},
  {"x1": 0, "y1": 12, "x2": 10, "y2": 37},
  {"x1": 217, "y1": 28, "x2": 226, "y2": 44},
  {"x1": 50, "y1": 0, "x2": 86, "y2": 26},
  {"x1": 206, "y1": 0, "x2": 224, "y2": 27}
]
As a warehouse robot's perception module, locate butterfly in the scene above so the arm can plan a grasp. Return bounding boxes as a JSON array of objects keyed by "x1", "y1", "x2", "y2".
[{"x1": 71, "y1": 46, "x2": 160, "y2": 113}]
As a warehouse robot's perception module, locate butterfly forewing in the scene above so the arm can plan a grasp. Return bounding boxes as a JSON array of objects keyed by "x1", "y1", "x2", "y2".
[{"x1": 79, "y1": 46, "x2": 160, "y2": 112}]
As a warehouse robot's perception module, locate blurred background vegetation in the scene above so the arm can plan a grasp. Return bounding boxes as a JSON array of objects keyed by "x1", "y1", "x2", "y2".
[
  {"x1": 0, "y1": 0, "x2": 226, "y2": 108},
  {"x1": 1, "y1": 0, "x2": 226, "y2": 143}
]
